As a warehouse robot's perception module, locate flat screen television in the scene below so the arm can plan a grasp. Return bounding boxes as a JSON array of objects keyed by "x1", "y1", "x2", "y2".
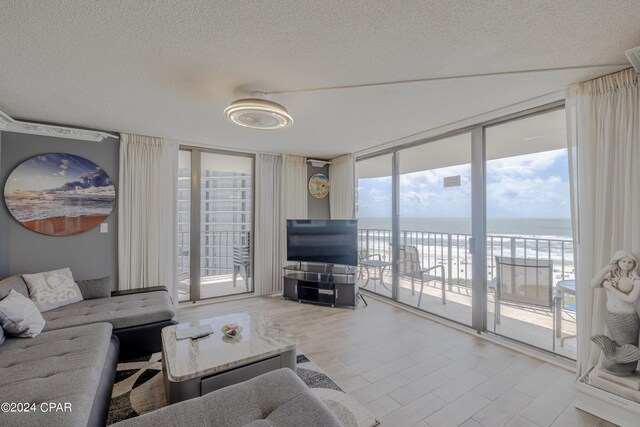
[{"x1": 287, "y1": 219, "x2": 358, "y2": 266}]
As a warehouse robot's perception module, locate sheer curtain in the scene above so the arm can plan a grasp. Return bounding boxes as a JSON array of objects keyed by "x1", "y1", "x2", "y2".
[
  {"x1": 566, "y1": 68, "x2": 640, "y2": 376},
  {"x1": 281, "y1": 154, "x2": 308, "y2": 220},
  {"x1": 329, "y1": 154, "x2": 355, "y2": 219},
  {"x1": 254, "y1": 154, "x2": 283, "y2": 295},
  {"x1": 118, "y1": 133, "x2": 179, "y2": 304},
  {"x1": 280, "y1": 154, "x2": 308, "y2": 278}
]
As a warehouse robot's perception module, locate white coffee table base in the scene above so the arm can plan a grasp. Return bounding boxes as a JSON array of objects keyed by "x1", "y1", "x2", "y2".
[{"x1": 163, "y1": 347, "x2": 297, "y2": 404}]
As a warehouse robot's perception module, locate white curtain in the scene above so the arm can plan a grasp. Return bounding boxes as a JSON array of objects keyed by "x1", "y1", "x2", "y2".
[
  {"x1": 280, "y1": 154, "x2": 308, "y2": 278},
  {"x1": 118, "y1": 133, "x2": 179, "y2": 304},
  {"x1": 329, "y1": 154, "x2": 355, "y2": 219},
  {"x1": 566, "y1": 68, "x2": 640, "y2": 376},
  {"x1": 254, "y1": 154, "x2": 283, "y2": 295},
  {"x1": 281, "y1": 154, "x2": 308, "y2": 220}
]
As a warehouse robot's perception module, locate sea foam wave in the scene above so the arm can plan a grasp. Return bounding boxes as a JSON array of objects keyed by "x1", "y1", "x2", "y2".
[{"x1": 6, "y1": 197, "x2": 114, "y2": 222}]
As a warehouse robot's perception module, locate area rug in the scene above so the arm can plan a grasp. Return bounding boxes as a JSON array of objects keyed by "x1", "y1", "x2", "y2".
[{"x1": 107, "y1": 352, "x2": 378, "y2": 427}]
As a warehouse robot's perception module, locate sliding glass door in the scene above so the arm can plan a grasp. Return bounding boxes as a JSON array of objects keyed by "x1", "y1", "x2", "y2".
[
  {"x1": 355, "y1": 103, "x2": 575, "y2": 359},
  {"x1": 178, "y1": 148, "x2": 254, "y2": 302},
  {"x1": 485, "y1": 108, "x2": 575, "y2": 358},
  {"x1": 397, "y1": 133, "x2": 473, "y2": 326}
]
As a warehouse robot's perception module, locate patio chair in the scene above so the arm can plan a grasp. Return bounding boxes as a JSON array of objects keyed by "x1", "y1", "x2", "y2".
[
  {"x1": 555, "y1": 279, "x2": 577, "y2": 346},
  {"x1": 398, "y1": 245, "x2": 446, "y2": 307},
  {"x1": 232, "y1": 244, "x2": 251, "y2": 291},
  {"x1": 491, "y1": 256, "x2": 557, "y2": 347},
  {"x1": 177, "y1": 271, "x2": 190, "y2": 298}
]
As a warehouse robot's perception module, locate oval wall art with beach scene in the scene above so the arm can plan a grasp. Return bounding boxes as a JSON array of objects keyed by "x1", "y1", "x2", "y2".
[
  {"x1": 308, "y1": 173, "x2": 329, "y2": 199},
  {"x1": 4, "y1": 153, "x2": 116, "y2": 236}
]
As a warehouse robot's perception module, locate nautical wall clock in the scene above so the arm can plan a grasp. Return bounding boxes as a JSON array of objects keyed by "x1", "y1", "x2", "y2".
[
  {"x1": 4, "y1": 153, "x2": 116, "y2": 236},
  {"x1": 308, "y1": 173, "x2": 329, "y2": 199}
]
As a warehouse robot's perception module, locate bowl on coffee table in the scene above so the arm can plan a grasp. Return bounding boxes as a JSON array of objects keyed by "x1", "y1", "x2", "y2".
[{"x1": 221, "y1": 323, "x2": 242, "y2": 340}]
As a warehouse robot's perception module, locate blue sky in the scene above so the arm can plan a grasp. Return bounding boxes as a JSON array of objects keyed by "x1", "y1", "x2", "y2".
[
  {"x1": 5, "y1": 153, "x2": 110, "y2": 193},
  {"x1": 357, "y1": 148, "x2": 571, "y2": 219}
]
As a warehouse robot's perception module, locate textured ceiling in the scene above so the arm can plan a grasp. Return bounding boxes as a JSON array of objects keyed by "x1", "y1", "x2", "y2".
[{"x1": 0, "y1": 1, "x2": 638, "y2": 158}]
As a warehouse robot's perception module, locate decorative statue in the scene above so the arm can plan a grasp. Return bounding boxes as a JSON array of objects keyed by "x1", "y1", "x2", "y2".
[{"x1": 590, "y1": 250, "x2": 640, "y2": 375}]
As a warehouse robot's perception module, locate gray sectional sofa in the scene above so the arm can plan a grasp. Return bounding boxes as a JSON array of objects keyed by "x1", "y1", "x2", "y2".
[
  {"x1": 0, "y1": 275, "x2": 341, "y2": 427},
  {"x1": 0, "y1": 323, "x2": 119, "y2": 427},
  {"x1": 0, "y1": 274, "x2": 177, "y2": 427},
  {"x1": 44, "y1": 285, "x2": 177, "y2": 360}
]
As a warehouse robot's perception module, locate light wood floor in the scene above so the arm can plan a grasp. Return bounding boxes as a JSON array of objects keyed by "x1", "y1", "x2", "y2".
[
  {"x1": 177, "y1": 295, "x2": 613, "y2": 427},
  {"x1": 364, "y1": 276, "x2": 577, "y2": 359},
  {"x1": 179, "y1": 274, "x2": 577, "y2": 358}
]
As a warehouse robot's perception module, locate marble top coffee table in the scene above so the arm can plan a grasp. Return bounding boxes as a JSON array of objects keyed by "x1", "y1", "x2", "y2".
[{"x1": 161, "y1": 312, "x2": 298, "y2": 404}]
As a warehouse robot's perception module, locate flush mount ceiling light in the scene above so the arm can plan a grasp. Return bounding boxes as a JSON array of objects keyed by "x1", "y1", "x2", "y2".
[{"x1": 224, "y1": 98, "x2": 293, "y2": 130}]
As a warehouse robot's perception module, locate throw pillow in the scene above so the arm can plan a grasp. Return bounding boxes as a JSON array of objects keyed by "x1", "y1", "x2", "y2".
[
  {"x1": 23, "y1": 268, "x2": 83, "y2": 312},
  {"x1": 0, "y1": 325, "x2": 5, "y2": 346},
  {"x1": 0, "y1": 289, "x2": 46, "y2": 337},
  {"x1": 76, "y1": 276, "x2": 112, "y2": 300},
  {"x1": 0, "y1": 274, "x2": 30, "y2": 299}
]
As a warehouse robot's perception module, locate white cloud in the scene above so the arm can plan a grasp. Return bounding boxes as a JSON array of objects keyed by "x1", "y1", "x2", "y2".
[
  {"x1": 488, "y1": 149, "x2": 565, "y2": 177},
  {"x1": 487, "y1": 175, "x2": 570, "y2": 218},
  {"x1": 359, "y1": 149, "x2": 570, "y2": 219},
  {"x1": 396, "y1": 164, "x2": 473, "y2": 218},
  {"x1": 37, "y1": 155, "x2": 54, "y2": 165},
  {"x1": 59, "y1": 159, "x2": 70, "y2": 170}
]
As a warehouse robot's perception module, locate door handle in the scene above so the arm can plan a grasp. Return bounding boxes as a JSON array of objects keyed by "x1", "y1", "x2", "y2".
[{"x1": 469, "y1": 237, "x2": 476, "y2": 255}]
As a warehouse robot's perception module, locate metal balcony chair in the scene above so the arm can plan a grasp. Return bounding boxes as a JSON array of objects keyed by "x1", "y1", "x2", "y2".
[
  {"x1": 491, "y1": 256, "x2": 558, "y2": 349},
  {"x1": 398, "y1": 245, "x2": 446, "y2": 307},
  {"x1": 555, "y1": 279, "x2": 576, "y2": 346},
  {"x1": 232, "y1": 244, "x2": 251, "y2": 291}
]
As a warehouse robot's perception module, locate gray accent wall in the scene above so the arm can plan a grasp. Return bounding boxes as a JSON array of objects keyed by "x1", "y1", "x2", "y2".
[
  {"x1": 0, "y1": 131, "x2": 119, "y2": 288},
  {"x1": 307, "y1": 164, "x2": 330, "y2": 219}
]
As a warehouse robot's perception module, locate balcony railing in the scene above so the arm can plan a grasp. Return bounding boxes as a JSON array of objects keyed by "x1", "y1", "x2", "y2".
[
  {"x1": 357, "y1": 228, "x2": 574, "y2": 289},
  {"x1": 177, "y1": 228, "x2": 574, "y2": 289},
  {"x1": 178, "y1": 230, "x2": 251, "y2": 277}
]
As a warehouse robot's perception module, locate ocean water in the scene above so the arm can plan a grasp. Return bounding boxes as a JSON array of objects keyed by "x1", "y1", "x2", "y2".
[
  {"x1": 358, "y1": 217, "x2": 574, "y2": 280},
  {"x1": 359, "y1": 217, "x2": 572, "y2": 239},
  {"x1": 6, "y1": 196, "x2": 115, "y2": 222}
]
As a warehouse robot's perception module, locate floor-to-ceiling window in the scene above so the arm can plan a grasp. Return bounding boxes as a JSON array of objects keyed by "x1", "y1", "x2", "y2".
[
  {"x1": 177, "y1": 150, "x2": 192, "y2": 300},
  {"x1": 355, "y1": 103, "x2": 576, "y2": 359},
  {"x1": 355, "y1": 154, "x2": 393, "y2": 298},
  {"x1": 178, "y1": 148, "x2": 254, "y2": 302}
]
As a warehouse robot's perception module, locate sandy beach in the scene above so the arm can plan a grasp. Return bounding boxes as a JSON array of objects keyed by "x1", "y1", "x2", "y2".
[{"x1": 21, "y1": 214, "x2": 107, "y2": 236}]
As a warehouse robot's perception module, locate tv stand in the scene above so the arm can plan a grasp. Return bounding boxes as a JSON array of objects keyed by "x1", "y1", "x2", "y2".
[{"x1": 282, "y1": 263, "x2": 360, "y2": 309}]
